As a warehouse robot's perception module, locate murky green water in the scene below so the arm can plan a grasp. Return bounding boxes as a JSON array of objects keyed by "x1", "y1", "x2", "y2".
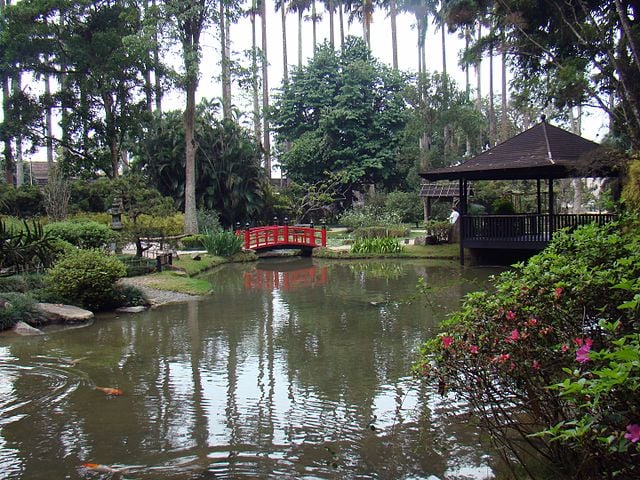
[{"x1": 0, "y1": 258, "x2": 503, "y2": 479}]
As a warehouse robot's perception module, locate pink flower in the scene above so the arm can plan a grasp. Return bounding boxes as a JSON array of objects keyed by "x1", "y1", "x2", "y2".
[
  {"x1": 505, "y1": 311, "x2": 516, "y2": 321},
  {"x1": 576, "y1": 341, "x2": 592, "y2": 364},
  {"x1": 441, "y1": 336, "x2": 453, "y2": 349},
  {"x1": 510, "y1": 329, "x2": 520, "y2": 341},
  {"x1": 540, "y1": 327, "x2": 553, "y2": 335},
  {"x1": 554, "y1": 287, "x2": 563, "y2": 299},
  {"x1": 561, "y1": 344, "x2": 569, "y2": 353},
  {"x1": 491, "y1": 353, "x2": 510, "y2": 364},
  {"x1": 468, "y1": 345, "x2": 479, "y2": 354},
  {"x1": 625, "y1": 424, "x2": 640, "y2": 443},
  {"x1": 527, "y1": 318, "x2": 538, "y2": 327},
  {"x1": 532, "y1": 360, "x2": 541, "y2": 370}
]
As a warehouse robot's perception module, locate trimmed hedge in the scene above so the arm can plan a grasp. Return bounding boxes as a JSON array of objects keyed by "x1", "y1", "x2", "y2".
[{"x1": 45, "y1": 220, "x2": 116, "y2": 249}]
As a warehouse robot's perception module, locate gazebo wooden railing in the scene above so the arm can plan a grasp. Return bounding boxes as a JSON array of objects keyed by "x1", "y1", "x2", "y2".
[{"x1": 462, "y1": 213, "x2": 615, "y2": 249}]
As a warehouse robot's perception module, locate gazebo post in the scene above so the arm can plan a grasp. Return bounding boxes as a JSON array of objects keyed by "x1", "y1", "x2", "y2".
[
  {"x1": 459, "y1": 178, "x2": 466, "y2": 265},
  {"x1": 536, "y1": 179, "x2": 542, "y2": 214},
  {"x1": 548, "y1": 178, "x2": 555, "y2": 237}
]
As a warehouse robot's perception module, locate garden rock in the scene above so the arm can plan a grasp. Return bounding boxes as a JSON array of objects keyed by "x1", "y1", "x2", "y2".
[
  {"x1": 37, "y1": 303, "x2": 94, "y2": 324},
  {"x1": 13, "y1": 321, "x2": 43, "y2": 336},
  {"x1": 115, "y1": 306, "x2": 147, "y2": 314}
]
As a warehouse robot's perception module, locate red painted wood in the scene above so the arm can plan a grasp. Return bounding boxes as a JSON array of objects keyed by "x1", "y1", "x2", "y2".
[{"x1": 235, "y1": 225, "x2": 327, "y2": 250}]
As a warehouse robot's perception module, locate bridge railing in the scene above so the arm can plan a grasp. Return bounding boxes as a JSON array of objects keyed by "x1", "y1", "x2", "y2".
[{"x1": 235, "y1": 225, "x2": 327, "y2": 250}]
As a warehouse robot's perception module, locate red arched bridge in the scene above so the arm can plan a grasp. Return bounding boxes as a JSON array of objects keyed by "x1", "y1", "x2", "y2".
[{"x1": 235, "y1": 225, "x2": 327, "y2": 253}]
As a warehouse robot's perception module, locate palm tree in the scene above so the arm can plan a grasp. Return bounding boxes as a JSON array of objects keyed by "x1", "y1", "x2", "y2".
[
  {"x1": 275, "y1": 0, "x2": 289, "y2": 83},
  {"x1": 289, "y1": 0, "x2": 311, "y2": 66},
  {"x1": 321, "y1": 0, "x2": 336, "y2": 48},
  {"x1": 260, "y1": 0, "x2": 271, "y2": 178},
  {"x1": 380, "y1": 0, "x2": 399, "y2": 69},
  {"x1": 400, "y1": 0, "x2": 429, "y2": 79},
  {"x1": 1, "y1": 0, "x2": 14, "y2": 184}
]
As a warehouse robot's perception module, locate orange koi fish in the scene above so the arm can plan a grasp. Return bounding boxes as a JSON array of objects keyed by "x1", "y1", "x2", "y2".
[
  {"x1": 81, "y1": 463, "x2": 123, "y2": 473},
  {"x1": 95, "y1": 386, "x2": 124, "y2": 396}
]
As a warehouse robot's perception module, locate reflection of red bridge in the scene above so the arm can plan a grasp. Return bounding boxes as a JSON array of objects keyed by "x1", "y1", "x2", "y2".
[
  {"x1": 235, "y1": 225, "x2": 327, "y2": 253},
  {"x1": 245, "y1": 266, "x2": 328, "y2": 291}
]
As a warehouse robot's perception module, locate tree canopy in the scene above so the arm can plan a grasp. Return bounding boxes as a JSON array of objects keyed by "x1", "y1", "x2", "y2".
[{"x1": 271, "y1": 36, "x2": 410, "y2": 191}]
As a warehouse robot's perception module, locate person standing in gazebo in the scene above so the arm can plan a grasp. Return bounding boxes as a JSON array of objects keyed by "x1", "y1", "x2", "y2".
[{"x1": 449, "y1": 207, "x2": 460, "y2": 243}]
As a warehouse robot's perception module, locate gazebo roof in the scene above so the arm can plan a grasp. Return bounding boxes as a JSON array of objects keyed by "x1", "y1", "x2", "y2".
[
  {"x1": 419, "y1": 181, "x2": 460, "y2": 198},
  {"x1": 420, "y1": 120, "x2": 614, "y2": 181}
]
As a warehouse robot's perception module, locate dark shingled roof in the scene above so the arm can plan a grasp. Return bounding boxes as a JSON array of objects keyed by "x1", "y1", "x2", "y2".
[
  {"x1": 420, "y1": 121, "x2": 612, "y2": 181},
  {"x1": 419, "y1": 181, "x2": 460, "y2": 198}
]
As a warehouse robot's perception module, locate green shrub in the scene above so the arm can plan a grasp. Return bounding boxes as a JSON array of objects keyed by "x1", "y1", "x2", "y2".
[
  {"x1": 201, "y1": 230, "x2": 243, "y2": 256},
  {"x1": 416, "y1": 218, "x2": 640, "y2": 477},
  {"x1": 0, "y1": 184, "x2": 45, "y2": 217},
  {"x1": 116, "y1": 255, "x2": 157, "y2": 277},
  {"x1": 491, "y1": 197, "x2": 516, "y2": 214},
  {"x1": 339, "y1": 205, "x2": 402, "y2": 229},
  {"x1": 197, "y1": 209, "x2": 222, "y2": 234},
  {"x1": 110, "y1": 284, "x2": 148, "y2": 308},
  {"x1": 180, "y1": 234, "x2": 206, "y2": 250},
  {"x1": 385, "y1": 191, "x2": 423, "y2": 224},
  {"x1": 46, "y1": 249, "x2": 127, "y2": 310},
  {"x1": 423, "y1": 220, "x2": 450, "y2": 243},
  {"x1": 350, "y1": 237, "x2": 404, "y2": 254},
  {"x1": 0, "y1": 293, "x2": 45, "y2": 331},
  {"x1": 45, "y1": 220, "x2": 116, "y2": 249},
  {"x1": 0, "y1": 273, "x2": 47, "y2": 293},
  {"x1": 352, "y1": 226, "x2": 409, "y2": 239}
]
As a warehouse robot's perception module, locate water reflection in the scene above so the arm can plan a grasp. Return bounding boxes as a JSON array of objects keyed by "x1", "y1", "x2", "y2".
[{"x1": 0, "y1": 259, "x2": 502, "y2": 479}]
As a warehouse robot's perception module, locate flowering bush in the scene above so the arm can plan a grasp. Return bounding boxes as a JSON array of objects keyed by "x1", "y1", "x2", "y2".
[{"x1": 416, "y1": 218, "x2": 640, "y2": 478}]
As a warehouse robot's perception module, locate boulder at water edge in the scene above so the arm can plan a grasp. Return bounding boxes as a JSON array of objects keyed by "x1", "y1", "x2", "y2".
[{"x1": 37, "y1": 303, "x2": 94, "y2": 324}]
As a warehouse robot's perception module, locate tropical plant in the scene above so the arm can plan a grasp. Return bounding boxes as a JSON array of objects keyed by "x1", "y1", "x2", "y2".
[
  {"x1": 0, "y1": 219, "x2": 57, "y2": 273},
  {"x1": 200, "y1": 230, "x2": 243, "y2": 257},
  {"x1": 350, "y1": 236, "x2": 404, "y2": 254}
]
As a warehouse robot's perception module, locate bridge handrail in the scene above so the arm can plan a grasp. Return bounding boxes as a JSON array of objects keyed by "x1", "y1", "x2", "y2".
[{"x1": 235, "y1": 225, "x2": 327, "y2": 250}]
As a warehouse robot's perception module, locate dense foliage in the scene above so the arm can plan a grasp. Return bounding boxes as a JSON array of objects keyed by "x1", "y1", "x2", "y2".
[
  {"x1": 46, "y1": 249, "x2": 127, "y2": 310},
  {"x1": 45, "y1": 220, "x2": 116, "y2": 249},
  {"x1": 271, "y1": 37, "x2": 409, "y2": 191},
  {"x1": 417, "y1": 219, "x2": 640, "y2": 478},
  {"x1": 135, "y1": 103, "x2": 267, "y2": 226}
]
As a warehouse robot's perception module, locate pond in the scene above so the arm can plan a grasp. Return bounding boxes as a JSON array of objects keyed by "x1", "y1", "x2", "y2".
[{"x1": 0, "y1": 258, "x2": 505, "y2": 479}]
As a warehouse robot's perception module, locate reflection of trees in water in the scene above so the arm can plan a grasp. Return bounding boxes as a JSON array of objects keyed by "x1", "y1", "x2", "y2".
[{"x1": 0, "y1": 260, "x2": 503, "y2": 478}]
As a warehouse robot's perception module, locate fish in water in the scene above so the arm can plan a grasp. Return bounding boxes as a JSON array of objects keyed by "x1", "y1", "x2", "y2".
[
  {"x1": 81, "y1": 463, "x2": 123, "y2": 473},
  {"x1": 95, "y1": 386, "x2": 124, "y2": 396}
]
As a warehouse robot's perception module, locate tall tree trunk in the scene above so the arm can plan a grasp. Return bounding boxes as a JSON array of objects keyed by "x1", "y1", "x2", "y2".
[
  {"x1": 143, "y1": 0, "x2": 153, "y2": 112},
  {"x1": 261, "y1": 0, "x2": 271, "y2": 178},
  {"x1": 465, "y1": 26, "x2": 471, "y2": 156},
  {"x1": 251, "y1": 1, "x2": 261, "y2": 143},
  {"x1": 298, "y1": 10, "x2": 303, "y2": 66},
  {"x1": 13, "y1": 72, "x2": 22, "y2": 186},
  {"x1": 152, "y1": 0, "x2": 162, "y2": 112},
  {"x1": 339, "y1": 2, "x2": 345, "y2": 48},
  {"x1": 390, "y1": 0, "x2": 398, "y2": 69},
  {"x1": 488, "y1": 44, "x2": 496, "y2": 146},
  {"x1": 281, "y1": 0, "x2": 288, "y2": 83},
  {"x1": 1, "y1": 0, "x2": 13, "y2": 184},
  {"x1": 184, "y1": 79, "x2": 198, "y2": 234},
  {"x1": 220, "y1": 0, "x2": 231, "y2": 119},
  {"x1": 329, "y1": 0, "x2": 335, "y2": 49},
  {"x1": 312, "y1": 0, "x2": 317, "y2": 53},
  {"x1": 362, "y1": 0, "x2": 371, "y2": 47},
  {"x1": 45, "y1": 73, "x2": 53, "y2": 166},
  {"x1": 500, "y1": 36, "x2": 508, "y2": 142},
  {"x1": 441, "y1": 24, "x2": 446, "y2": 78},
  {"x1": 476, "y1": 23, "x2": 483, "y2": 148}
]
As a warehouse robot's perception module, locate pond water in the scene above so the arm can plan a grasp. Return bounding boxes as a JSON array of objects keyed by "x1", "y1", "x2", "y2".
[{"x1": 0, "y1": 258, "x2": 504, "y2": 480}]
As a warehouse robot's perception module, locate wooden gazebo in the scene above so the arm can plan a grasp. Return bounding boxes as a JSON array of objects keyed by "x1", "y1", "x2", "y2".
[{"x1": 420, "y1": 118, "x2": 618, "y2": 264}]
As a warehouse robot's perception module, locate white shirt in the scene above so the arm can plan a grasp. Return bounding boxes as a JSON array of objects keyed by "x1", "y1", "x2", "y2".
[{"x1": 449, "y1": 210, "x2": 460, "y2": 224}]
